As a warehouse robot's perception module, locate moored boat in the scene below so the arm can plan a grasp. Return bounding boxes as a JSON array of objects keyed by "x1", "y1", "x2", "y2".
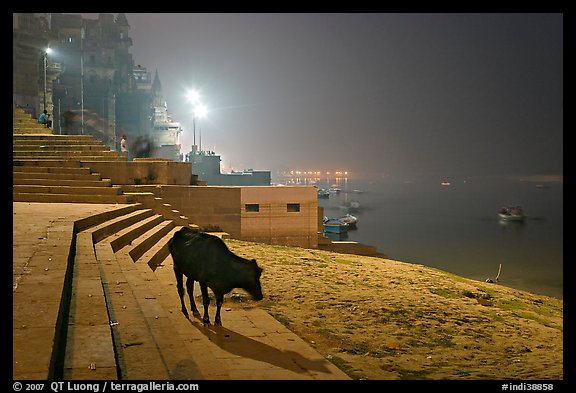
[
  {"x1": 338, "y1": 213, "x2": 358, "y2": 227},
  {"x1": 498, "y1": 206, "x2": 525, "y2": 221},
  {"x1": 323, "y1": 217, "x2": 349, "y2": 233},
  {"x1": 318, "y1": 188, "x2": 330, "y2": 198}
]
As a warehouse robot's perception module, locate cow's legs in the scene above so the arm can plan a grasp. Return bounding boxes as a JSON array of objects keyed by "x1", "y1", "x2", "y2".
[
  {"x1": 199, "y1": 282, "x2": 211, "y2": 325},
  {"x1": 174, "y1": 266, "x2": 188, "y2": 318},
  {"x1": 186, "y1": 277, "x2": 201, "y2": 318},
  {"x1": 214, "y1": 294, "x2": 224, "y2": 326}
]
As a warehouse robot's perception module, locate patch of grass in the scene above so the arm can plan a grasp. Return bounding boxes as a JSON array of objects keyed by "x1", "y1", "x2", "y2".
[
  {"x1": 348, "y1": 343, "x2": 372, "y2": 355},
  {"x1": 269, "y1": 312, "x2": 292, "y2": 327},
  {"x1": 332, "y1": 258, "x2": 360, "y2": 266},
  {"x1": 278, "y1": 260, "x2": 302, "y2": 266},
  {"x1": 388, "y1": 307, "x2": 410, "y2": 320},
  {"x1": 315, "y1": 327, "x2": 337, "y2": 336},
  {"x1": 428, "y1": 267, "x2": 473, "y2": 284},
  {"x1": 509, "y1": 310, "x2": 562, "y2": 331},
  {"x1": 257, "y1": 300, "x2": 275, "y2": 309},
  {"x1": 497, "y1": 298, "x2": 527, "y2": 312},
  {"x1": 270, "y1": 245, "x2": 290, "y2": 251},
  {"x1": 329, "y1": 356, "x2": 360, "y2": 379},
  {"x1": 475, "y1": 286, "x2": 497, "y2": 299},
  {"x1": 429, "y1": 287, "x2": 461, "y2": 299},
  {"x1": 432, "y1": 335, "x2": 455, "y2": 347},
  {"x1": 398, "y1": 369, "x2": 432, "y2": 380}
]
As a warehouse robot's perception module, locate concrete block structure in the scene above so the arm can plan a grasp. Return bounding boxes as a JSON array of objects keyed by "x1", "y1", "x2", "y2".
[
  {"x1": 241, "y1": 186, "x2": 318, "y2": 248},
  {"x1": 120, "y1": 185, "x2": 319, "y2": 248}
]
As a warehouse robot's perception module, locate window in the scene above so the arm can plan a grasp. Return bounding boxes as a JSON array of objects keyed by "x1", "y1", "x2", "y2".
[
  {"x1": 287, "y1": 203, "x2": 300, "y2": 212},
  {"x1": 245, "y1": 204, "x2": 259, "y2": 212}
]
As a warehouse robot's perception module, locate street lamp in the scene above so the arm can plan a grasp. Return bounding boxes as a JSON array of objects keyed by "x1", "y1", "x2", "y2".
[
  {"x1": 43, "y1": 47, "x2": 52, "y2": 111},
  {"x1": 186, "y1": 90, "x2": 208, "y2": 152},
  {"x1": 193, "y1": 103, "x2": 207, "y2": 146}
]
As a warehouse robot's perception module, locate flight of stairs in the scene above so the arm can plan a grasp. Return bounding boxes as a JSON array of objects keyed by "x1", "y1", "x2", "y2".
[
  {"x1": 61, "y1": 205, "x2": 222, "y2": 379},
  {"x1": 13, "y1": 104, "x2": 132, "y2": 203},
  {"x1": 13, "y1": 105, "x2": 53, "y2": 135}
]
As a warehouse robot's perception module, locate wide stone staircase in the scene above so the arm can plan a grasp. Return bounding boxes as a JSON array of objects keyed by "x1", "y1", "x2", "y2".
[
  {"x1": 61, "y1": 205, "x2": 222, "y2": 379},
  {"x1": 13, "y1": 105, "x2": 132, "y2": 204}
]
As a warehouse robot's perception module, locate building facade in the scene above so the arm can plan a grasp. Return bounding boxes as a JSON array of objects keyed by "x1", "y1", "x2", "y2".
[
  {"x1": 13, "y1": 13, "x2": 180, "y2": 157},
  {"x1": 189, "y1": 149, "x2": 271, "y2": 186}
]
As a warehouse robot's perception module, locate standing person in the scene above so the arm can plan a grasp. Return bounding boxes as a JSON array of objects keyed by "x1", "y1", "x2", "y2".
[
  {"x1": 38, "y1": 109, "x2": 52, "y2": 128},
  {"x1": 120, "y1": 134, "x2": 129, "y2": 156}
]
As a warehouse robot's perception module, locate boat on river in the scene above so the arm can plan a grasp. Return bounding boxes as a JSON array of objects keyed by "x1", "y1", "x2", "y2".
[
  {"x1": 338, "y1": 213, "x2": 358, "y2": 227},
  {"x1": 323, "y1": 217, "x2": 349, "y2": 234},
  {"x1": 317, "y1": 188, "x2": 330, "y2": 198},
  {"x1": 498, "y1": 206, "x2": 525, "y2": 221}
]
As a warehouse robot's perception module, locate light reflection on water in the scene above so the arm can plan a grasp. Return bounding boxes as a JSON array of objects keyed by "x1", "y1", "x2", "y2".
[{"x1": 295, "y1": 175, "x2": 563, "y2": 299}]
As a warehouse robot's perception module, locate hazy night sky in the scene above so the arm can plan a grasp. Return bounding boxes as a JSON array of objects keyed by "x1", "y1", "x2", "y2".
[{"x1": 81, "y1": 13, "x2": 563, "y2": 181}]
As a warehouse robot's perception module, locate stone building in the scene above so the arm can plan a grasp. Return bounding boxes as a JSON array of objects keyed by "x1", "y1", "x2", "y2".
[{"x1": 13, "y1": 13, "x2": 180, "y2": 156}]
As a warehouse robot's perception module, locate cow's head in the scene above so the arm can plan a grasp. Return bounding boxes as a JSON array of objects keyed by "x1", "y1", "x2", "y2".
[{"x1": 248, "y1": 259, "x2": 264, "y2": 301}]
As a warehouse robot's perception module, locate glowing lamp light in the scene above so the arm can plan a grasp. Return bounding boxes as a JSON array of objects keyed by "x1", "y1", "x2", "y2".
[
  {"x1": 194, "y1": 104, "x2": 208, "y2": 119},
  {"x1": 187, "y1": 89, "x2": 200, "y2": 104}
]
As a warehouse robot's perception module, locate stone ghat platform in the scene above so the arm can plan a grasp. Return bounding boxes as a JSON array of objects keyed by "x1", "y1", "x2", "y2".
[{"x1": 13, "y1": 202, "x2": 350, "y2": 381}]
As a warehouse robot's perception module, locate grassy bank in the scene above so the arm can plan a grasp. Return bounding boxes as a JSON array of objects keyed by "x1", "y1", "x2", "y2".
[{"x1": 224, "y1": 239, "x2": 563, "y2": 380}]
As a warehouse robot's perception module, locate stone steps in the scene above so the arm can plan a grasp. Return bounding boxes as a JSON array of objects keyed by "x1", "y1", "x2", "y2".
[
  {"x1": 62, "y1": 207, "x2": 215, "y2": 379},
  {"x1": 13, "y1": 144, "x2": 115, "y2": 152},
  {"x1": 13, "y1": 107, "x2": 54, "y2": 134},
  {"x1": 12, "y1": 134, "x2": 123, "y2": 162},
  {"x1": 12, "y1": 193, "x2": 137, "y2": 204},
  {"x1": 13, "y1": 185, "x2": 123, "y2": 196},
  {"x1": 13, "y1": 166, "x2": 92, "y2": 174},
  {"x1": 13, "y1": 178, "x2": 113, "y2": 187},
  {"x1": 14, "y1": 171, "x2": 105, "y2": 182},
  {"x1": 13, "y1": 135, "x2": 103, "y2": 144},
  {"x1": 13, "y1": 150, "x2": 121, "y2": 158}
]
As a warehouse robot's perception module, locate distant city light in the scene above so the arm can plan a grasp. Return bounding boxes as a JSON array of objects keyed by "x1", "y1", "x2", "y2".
[{"x1": 280, "y1": 169, "x2": 350, "y2": 177}]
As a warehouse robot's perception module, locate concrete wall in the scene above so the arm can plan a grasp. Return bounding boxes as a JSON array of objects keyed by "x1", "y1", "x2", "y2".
[
  {"x1": 83, "y1": 160, "x2": 193, "y2": 185},
  {"x1": 240, "y1": 186, "x2": 318, "y2": 248},
  {"x1": 121, "y1": 184, "x2": 319, "y2": 248}
]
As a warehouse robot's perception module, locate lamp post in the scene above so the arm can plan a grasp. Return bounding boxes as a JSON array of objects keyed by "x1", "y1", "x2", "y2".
[
  {"x1": 186, "y1": 90, "x2": 207, "y2": 154},
  {"x1": 43, "y1": 48, "x2": 52, "y2": 111},
  {"x1": 193, "y1": 104, "x2": 207, "y2": 152},
  {"x1": 187, "y1": 90, "x2": 200, "y2": 149},
  {"x1": 80, "y1": 27, "x2": 85, "y2": 135}
]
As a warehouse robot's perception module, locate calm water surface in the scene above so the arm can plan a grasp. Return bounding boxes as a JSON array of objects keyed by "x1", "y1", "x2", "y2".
[{"x1": 314, "y1": 176, "x2": 563, "y2": 299}]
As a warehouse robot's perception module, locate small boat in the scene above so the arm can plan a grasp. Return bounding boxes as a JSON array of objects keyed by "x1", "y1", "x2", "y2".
[
  {"x1": 338, "y1": 213, "x2": 358, "y2": 227},
  {"x1": 317, "y1": 188, "x2": 330, "y2": 198},
  {"x1": 328, "y1": 186, "x2": 341, "y2": 194},
  {"x1": 499, "y1": 206, "x2": 525, "y2": 221},
  {"x1": 441, "y1": 181, "x2": 451, "y2": 186},
  {"x1": 323, "y1": 217, "x2": 349, "y2": 234}
]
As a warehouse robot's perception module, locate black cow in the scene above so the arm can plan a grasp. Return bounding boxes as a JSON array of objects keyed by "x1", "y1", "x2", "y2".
[{"x1": 168, "y1": 227, "x2": 264, "y2": 326}]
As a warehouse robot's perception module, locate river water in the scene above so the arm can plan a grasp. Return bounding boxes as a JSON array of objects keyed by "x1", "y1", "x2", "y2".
[{"x1": 311, "y1": 175, "x2": 563, "y2": 299}]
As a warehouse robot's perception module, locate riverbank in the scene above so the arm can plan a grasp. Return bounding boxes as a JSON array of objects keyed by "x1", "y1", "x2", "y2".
[{"x1": 224, "y1": 239, "x2": 563, "y2": 380}]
